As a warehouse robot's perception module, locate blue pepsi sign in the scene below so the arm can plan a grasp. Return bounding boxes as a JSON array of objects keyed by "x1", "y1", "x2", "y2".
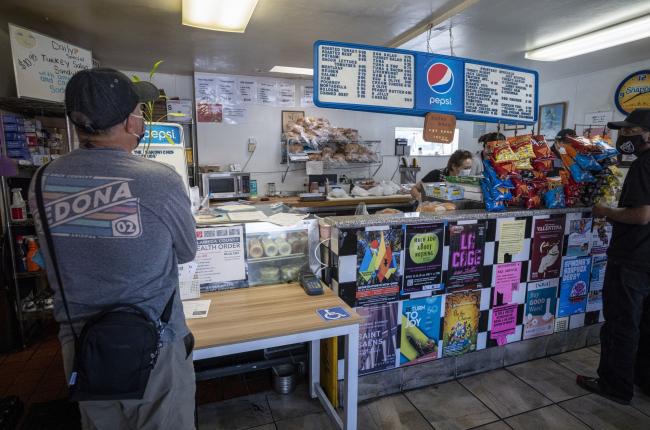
[
  {"x1": 143, "y1": 123, "x2": 183, "y2": 145},
  {"x1": 313, "y1": 40, "x2": 538, "y2": 124}
]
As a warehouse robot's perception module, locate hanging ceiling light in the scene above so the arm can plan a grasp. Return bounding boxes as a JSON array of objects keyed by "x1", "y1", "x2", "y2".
[
  {"x1": 526, "y1": 14, "x2": 650, "y2": 61},
  {"x1": 182, "y1": 0, "x2": 259, "y2": 33}
]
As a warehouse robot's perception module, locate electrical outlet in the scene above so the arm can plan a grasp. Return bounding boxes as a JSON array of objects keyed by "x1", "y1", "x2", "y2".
[{"x1": 248, "y1": 137, "x2": 257, "y2": 153}]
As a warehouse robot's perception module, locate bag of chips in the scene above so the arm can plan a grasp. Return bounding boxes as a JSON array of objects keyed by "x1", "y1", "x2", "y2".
[
  {"x1": 532, "y1": 158, "x2": 554, "y2": 172},
  {"x1": 515, "y1": 159, "x2": 534, "y2": 170},
  {"x1": 480, "y1": 179, "x2": 506, "y2": 212},
  {"x1": 509, "y1": 135, "x2": 536, "y2": 159},
  {"x1": 494, "y1": 161, "x2": 517, "y2": 178},
  {"x1": 532, "y1": 136, "x2": 554, "y2": 159},
  {"x1": 569, "y1": 163, "x2": 596, "y2": 183},
  {"x1": 488, "y1": 140, "x2": 518, "y2": 163},
  {"x1": 574, "y1": 153, "x2": 603, "y2": 172},
  {"x1": 544, "y1": 186, "x2": 566, "y2": 209}
]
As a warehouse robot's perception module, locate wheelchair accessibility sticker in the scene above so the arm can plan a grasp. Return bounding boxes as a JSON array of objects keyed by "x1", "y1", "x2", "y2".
[{"x1": 317, "y1": 307, "x2": 351, "y2": 321}]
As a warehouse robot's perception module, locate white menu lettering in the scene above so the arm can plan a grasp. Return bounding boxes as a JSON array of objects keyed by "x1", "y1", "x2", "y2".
[
  {"x1": 278, "y1": 82, "x2": 296, "y2": 106},
  {"x1": 258, "y1": 81, "x2": 277, "y2": 106}
]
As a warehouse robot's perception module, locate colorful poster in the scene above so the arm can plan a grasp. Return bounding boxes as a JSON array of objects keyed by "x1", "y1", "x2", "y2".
[
  {"x1": 567, "y1": 217, "x2": 593, "y2": 257},
  {"x1": 400, "y1": 296, "x2": 442, "y2": 365},
  {"x1": 491, "y1": 304, "x2": 518, "y2": 346},
  {"x1": 497, "y1": 219, "x2": 526, "y2": 263},
  {"x1": 446, "y1": 222, "x2": 486, "y2": 290},
  {"x1": 493, "y1": 262, "x2": 522, "y2": 306},
  {"x1": 530, "y1": 217, "x2": 565, "y2": 281},
  {"x1": 403, "y1": 223, "x2": 444, "y2": 294},
  {"x1": 591, "y1": 217, "x2": 612, "y2": 255},
  {"x1": 357, "y1": 227, "x2": 403, "y2": 305},
  {"x1": 523, "y1": 279, "x2": 558, "y2": 339},
  {"x1": 357, "y1": 302, "x2": 399, "y2": 375},
  {"x1": 558, "y1": 257, "x2": 591, "y2": 317},
  {"x1": 587, "y1": 255, "x2": 607, "y2": 313},
  {"x1": 442, "y1": 291, "x2": 480, "y2": 357},
  {"x1": 197, "y1": 102, "x2": 222, "y2": 123}
]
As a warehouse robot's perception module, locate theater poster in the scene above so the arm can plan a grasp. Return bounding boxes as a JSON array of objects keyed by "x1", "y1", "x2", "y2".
[
  {"x1": 400, "y1": 296, "x2": 442, "y2": 366},
  {"x1": 442, "y1": 291, "x2": 480, "y2": 357},
  {"x1": 357, "y1": 302, "x2": 399, "y2": 375},
  {"x1": 446, "y1": 222, "x2": 486, "y2": 290},
  {"x1": 402, "y1": 223, "x2": 445, "y2": 294},
  {"x1": 558, "y1": 257, "x2": 591, "y2": 317},
  {"x1": 523, "y1": 279, "x2": 558, "y2": 340},
  {"x1": 530, "y1": 217, "x2": 565, "y2": 281},
  {"x1": 357, "y1": 227, "x2": 403, "y2": 305}
]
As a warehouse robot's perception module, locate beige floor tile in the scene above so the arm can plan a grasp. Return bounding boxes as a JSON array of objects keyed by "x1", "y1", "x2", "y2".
[
  {"x1": 506, "y1": 405, "x2": 589, "y2": 429},
  {"x1": 560, "y1": 393, "x2": 650, "y2": 430},
  {"x1": 507, "y1": 358, "x2": 588, "y2": 402},
  {"x1": 358, "y1": 394, "x2": 432, "y2": 430},
  {"x1": 550, "y1": 348, "x2": 600, "y2": 377}
]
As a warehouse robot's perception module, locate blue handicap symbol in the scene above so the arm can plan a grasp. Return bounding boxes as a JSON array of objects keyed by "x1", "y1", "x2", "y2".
[{"x1": 317, "y1": 307, "x2": 350, "y2": 321}]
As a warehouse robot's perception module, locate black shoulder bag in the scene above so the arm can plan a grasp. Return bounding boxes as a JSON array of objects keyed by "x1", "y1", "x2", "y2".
[{"x1": 34, "y1": 165, "x2": 174, "y2": 401}]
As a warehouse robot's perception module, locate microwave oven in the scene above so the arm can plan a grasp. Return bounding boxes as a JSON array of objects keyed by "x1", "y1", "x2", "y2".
[{"x1": 202, "y1": 172, "x2": 251, "y2": 200}]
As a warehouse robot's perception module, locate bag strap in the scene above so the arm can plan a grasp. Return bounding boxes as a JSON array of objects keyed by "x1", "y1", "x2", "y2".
[{"x1": 34, "y1": 164, "x2": 78, "y2": 341}]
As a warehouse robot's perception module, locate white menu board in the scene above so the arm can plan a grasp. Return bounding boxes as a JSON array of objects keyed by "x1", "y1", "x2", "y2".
[
  {"x1": 216, "y1": 77, "x2": 237, "y2": 104},
  {"x1": 9, "y1": 24, "x2": 92, "y2": 102},
  {"x1": 237, "y1": 79, "x2": 257, "y2": 104},
  {"x1": 277, "y1": 82, "x2": 296, "y2": 106},
  {"x1": 258, "y1": 81, "x2": 277, "y2": 105},
  {"x1": 301, "y1": 85, "x2": 314, "y2": 107},
  {"x1": 317, "y1": 44, "x2": 414, "y2": 108},
  {"x1": 464, "y1": 63, "x2": 536, "y2": 122},
  {"x1": 195, "y1": 75, "x2": 218, "y2": 104}
]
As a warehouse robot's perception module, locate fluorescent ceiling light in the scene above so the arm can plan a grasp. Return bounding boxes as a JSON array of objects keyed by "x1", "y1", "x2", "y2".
[
  {"x1": 269, "y1": 66, "x2": 314, "y2": 76},
  {"x1": 526, "y1": 14, "x2": 650, "y2": 61},
  {"x1": 182, "y1": 0, "x2": 258, "y2": 33}
]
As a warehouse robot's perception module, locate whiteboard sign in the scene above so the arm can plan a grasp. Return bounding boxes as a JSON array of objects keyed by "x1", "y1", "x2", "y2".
[
  {"x1": 317, "y1": 44, "x2": 415, "y2": 109},
  {"x1": 9, "y1": 24, "x2": 92, "y2": 102},
  {"x1": 464, "y1": 63, "x2": 536, "y2": 122}
]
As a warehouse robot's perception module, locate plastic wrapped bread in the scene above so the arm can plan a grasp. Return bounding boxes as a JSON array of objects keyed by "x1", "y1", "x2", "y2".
[
  {"x1": 248, "y1": 238, "x2": 264, "y2": 259},
  {"x1": 262, "y1": 238, "x2": 278, "y2": 257}
]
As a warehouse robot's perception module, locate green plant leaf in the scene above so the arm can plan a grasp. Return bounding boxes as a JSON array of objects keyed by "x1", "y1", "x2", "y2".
[
  {"x1": 131, "y1": 75, "x2": 141, "y2": 82},
  {"x1": 164, "y1": 134, "x2": 176, "y2": 145},
  {"x1": 149, "y1": 60, "x2": 163, "y2": 80}
]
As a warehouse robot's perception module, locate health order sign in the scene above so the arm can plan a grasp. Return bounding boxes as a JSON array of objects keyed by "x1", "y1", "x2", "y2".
[{"x1": 314, "y1": 40, "x2": 538, "y2": 124}]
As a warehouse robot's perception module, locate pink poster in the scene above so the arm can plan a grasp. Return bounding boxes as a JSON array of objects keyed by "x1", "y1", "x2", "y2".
[
  {"x1": 493, "y1": 262, "x2": 522, "y2": 307},
  {"x1": 491, "y1": 304, "x2": 518, "y2": 346}
]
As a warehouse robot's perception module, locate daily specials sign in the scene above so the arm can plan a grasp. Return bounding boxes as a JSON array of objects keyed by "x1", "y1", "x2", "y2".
[
  {"x1": 314, "y1": 40, "x2": 538, "y2": 124},
  {"x1": 9, "y1": 24, "x2": 92, "y2": 102}
]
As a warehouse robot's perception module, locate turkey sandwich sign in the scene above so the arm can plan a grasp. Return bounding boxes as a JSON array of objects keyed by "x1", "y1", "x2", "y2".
[{"x1": 313, "y1": 40, "x2": 538, "y2": 124}]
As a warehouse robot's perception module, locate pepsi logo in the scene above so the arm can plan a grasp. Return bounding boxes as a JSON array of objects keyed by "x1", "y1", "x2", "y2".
[{"x1": 427, "y1": 63, "x2": 454, "y2": 94}]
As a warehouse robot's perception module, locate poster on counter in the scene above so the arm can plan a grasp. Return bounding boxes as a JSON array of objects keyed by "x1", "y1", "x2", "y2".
[
  {"x1": 358, "y1": 302, "x2": 399, "y2": 375},
  {"x1": 237, "y1": 79, "x2": 257, "y2": 104},
  {"x1": 591, "y1": 218, "x2": 612, "y2": 255},
  {"x1": 566, "y1": 217, "x2": 593, "y2": 257},
  {"x1": 402, "y1": 223, "x2": 444, "y2": 294},
  {"x1": 530, "y1": 217, "x2": 565, "y2": 281},
  {"x1": 357, "y1": 227, "x2": 403, "y2": 305},
  {"x1": 446, "y1": 222, "x2": 486, "y2": 291},
  {"x1": 497, "y1": 219, "x2": 526, "y2": 263},
  {"x1": 195, "y1": 226, "x2": 247, "y2": 292},
  {"x1": 490, "y1": 304, "x2": 519, "y2": 346},
  {"x1": 493, "y1": 262, "x2": 522, "y2": 307},
  {"x1": 442, "y1": 290, "x2": 480, "y2": 357},
  {"x1": 587, "y1": 255, "x2": 607, "y2": 313},
  {"x1": 400, "y1": 296, "x2": 442, "y2": 366},
  {"x1": 257, "y1": 81, "x2": 277, "y2": 106},
  {"x1": 558, "y1": 257, "x2": 591, "y2": 317},
  {"x1": 277, "y1": 82, "x2": 296, "y2": 106},
  {"x1": 523, "y1": 279, "x2": 558, "y2": 339}
]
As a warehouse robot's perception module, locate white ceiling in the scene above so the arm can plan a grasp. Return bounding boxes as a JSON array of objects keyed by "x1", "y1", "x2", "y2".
[{"x1": 1, "y1": 0, "x2": 650, "y2": 82}]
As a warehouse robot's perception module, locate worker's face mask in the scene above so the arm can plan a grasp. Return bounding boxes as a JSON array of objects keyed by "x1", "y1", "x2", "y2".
[
  {"x1": 459, "y1": 168, "x2": 472, "y2": 176},
  {"x1": 616, "y1": 134, "x2": 646, "y2": 155},
  {"x1": 130, "y1": 114, "x2": 145, "y2": 147}
]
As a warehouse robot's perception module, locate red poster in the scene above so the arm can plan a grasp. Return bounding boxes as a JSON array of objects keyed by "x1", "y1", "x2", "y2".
[
  {"x1": 197, "y1": 102, "x2": 222, "y2": 123},
  {"x1": 530, "y1": 217, "x2": 565, "y2": 281}
]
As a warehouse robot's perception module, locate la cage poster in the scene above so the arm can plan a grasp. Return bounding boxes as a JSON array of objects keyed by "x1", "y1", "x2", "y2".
[
  {"x1": 530, "y1": 217, "x2": 565, "y2": 281},
  {"x1": 446, "y1": 222, "x2": 486, "y2": 290},
  {"x1": 402, "y1": 223, "x2": 445, "y2": 294}
]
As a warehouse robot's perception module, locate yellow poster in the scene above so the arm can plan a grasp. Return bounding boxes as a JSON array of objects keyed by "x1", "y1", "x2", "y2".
[{"x1": 497, "y1": 220, "x2": 526, "y2": 263}]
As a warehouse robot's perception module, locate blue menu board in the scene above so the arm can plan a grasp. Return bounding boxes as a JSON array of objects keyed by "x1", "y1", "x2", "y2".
[{"x1": 313, "y1": 40, "x2": 538, "y2": 124}]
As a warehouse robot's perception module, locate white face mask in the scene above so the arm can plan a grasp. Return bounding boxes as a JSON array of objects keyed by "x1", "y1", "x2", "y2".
[{"x1": 459, "y1": 168, "x2": 472, "y2": 176}]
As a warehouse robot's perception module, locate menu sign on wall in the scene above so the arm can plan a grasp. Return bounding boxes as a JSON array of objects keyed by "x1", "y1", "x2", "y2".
[
  {"x1": 317, "y1": 44, "x2": 415, "y2": 109},
  {"x1": 314, "y1": 40, "x2": 538, "y2": 124},
  {"x1": 9, "y1": 24, "x2": 92, "y2": 102}
]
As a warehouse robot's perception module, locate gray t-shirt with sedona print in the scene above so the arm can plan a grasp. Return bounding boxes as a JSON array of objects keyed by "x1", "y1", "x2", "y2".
[{"x1": 29, "y1": 147, "x2": 197, "y2": 344}]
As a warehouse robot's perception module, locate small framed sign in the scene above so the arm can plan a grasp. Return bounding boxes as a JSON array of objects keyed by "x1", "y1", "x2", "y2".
[{"x1": 282, "y1": 110, "x2": 305, "y2": 133}]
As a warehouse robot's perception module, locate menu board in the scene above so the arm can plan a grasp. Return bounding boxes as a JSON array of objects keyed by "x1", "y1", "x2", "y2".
[
  {"x1": 464, "y1": 63, "x2": 536, "y2": 122},
  {"x1": 9, "y1": 24, "x2": 92, "y2": 102},
  {"x1": 317, "y1": 44, "x2": 415, "y2": 109},
  {"x1": 313, "y1": 40, "x2": 538, "y2": 124}
]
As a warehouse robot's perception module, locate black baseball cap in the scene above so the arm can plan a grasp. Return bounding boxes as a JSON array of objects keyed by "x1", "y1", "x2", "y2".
[
  {"x1": 65, "y1": 68, "x2": 159, "y2": 133},
  {"x1": 607, "y1": 108, "x2": 650, "y2": 130}
]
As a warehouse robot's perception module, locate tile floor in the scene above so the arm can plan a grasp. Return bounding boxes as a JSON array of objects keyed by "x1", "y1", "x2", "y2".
[{"x1": 197, "y1": 345, "x2": 650, "y2": 430}]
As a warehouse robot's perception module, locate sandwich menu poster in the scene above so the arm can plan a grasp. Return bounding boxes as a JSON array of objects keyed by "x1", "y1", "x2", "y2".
[
  {"x1": 400, "y1": 296, "x2": 442, "y2": 366},
  {"x1": 357, "y1": 302, "x2": 399, "y2": 375},
  {"x1": 357, "y1": 227, "x2": 403, "y2": 305},
  {"x1": 558, "y1": 257, "x2": 591, "y2": 317},
  {"x1": 523, "y1": 279, "x2": 558, "y2": 339},
  {"x1": 442, "y1": 291, "x2": 480, "y2": 357},
  {"x1": 446, "y1": 222, "x2": 486, "y2": 290},
  {"x1": 530, "y1": 217, "x2": 565, "y2": 281},
  {"x1": 402, "y1": 223, "x2": 445, "y2": 294}
]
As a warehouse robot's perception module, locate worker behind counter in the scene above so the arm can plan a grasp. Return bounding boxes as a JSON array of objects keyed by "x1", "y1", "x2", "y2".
[{"x1": 411, "y1": 149, "x2": 474, "y2": 201}]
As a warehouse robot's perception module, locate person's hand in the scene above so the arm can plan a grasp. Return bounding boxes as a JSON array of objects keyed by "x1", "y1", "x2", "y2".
[{"x1": 591, "y1": 204, "x2": 610, "y2": 219}]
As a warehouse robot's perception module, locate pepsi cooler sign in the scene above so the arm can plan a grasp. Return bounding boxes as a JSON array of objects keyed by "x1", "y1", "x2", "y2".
[
  {"x1": 143, "y1": 123, "x2": 183, "y2": 145},
  {"x1": 314, "y1": 40, "x2": 538, "y2": 124}
]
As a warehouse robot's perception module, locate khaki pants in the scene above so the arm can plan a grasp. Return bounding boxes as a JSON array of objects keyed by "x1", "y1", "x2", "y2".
[{"x1": 62, "y1": 335, "x2": 196, "y2": 430}]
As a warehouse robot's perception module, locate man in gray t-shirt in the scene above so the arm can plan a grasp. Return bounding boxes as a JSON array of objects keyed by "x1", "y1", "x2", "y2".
[{"x1": 29, "y1": 68, "x2": 197, "y2": 430}]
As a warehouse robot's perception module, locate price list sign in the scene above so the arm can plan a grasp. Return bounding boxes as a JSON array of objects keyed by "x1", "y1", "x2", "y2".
[
  {"x1": 314, "y1": 40, "x2": 538, "y2": 124},
  {"x1": 464, "y1": 63, "x2": 535, "y2": 122},
  {"x1": 316, "y1": 43, "x2": 415, "y2": 110}
]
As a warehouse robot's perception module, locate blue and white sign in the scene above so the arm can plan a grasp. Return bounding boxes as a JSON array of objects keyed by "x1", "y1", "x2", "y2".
[
  {"x1": 317, "y1": 307, "x2": 351, "y2": 321},
  {"x1": 142, "y1": 123, "x2": 183, "y2": 145},
  {"x1": 314, "y1": 40, "x2": 538, "y2": 124}
]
